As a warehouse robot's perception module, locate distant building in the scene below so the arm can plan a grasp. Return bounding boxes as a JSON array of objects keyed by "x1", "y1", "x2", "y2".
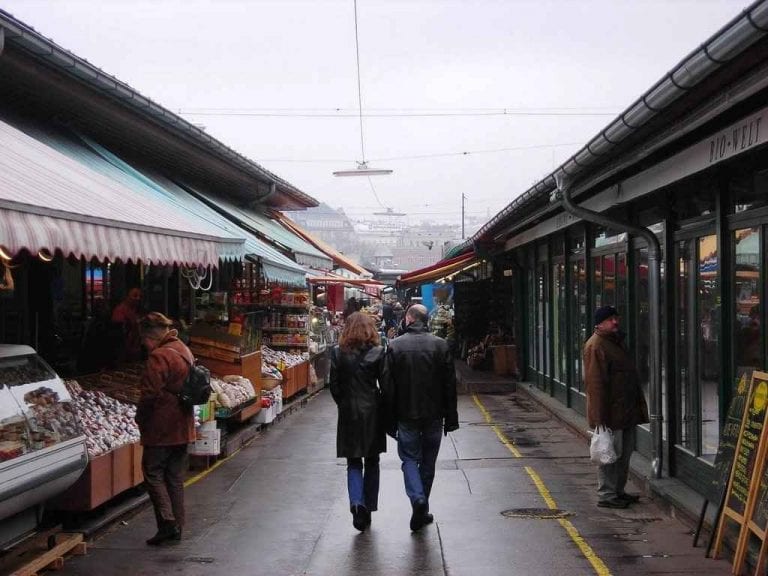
[{"x1": 284, "y1": 203, "x2": 359, "y2": 258}]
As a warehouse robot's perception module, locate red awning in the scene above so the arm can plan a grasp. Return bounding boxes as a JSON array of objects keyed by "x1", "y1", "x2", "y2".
[
  {"x1": 397, "y1": 251, "x2": 477, "y2": 287},
  {"x1": 308, "y1": 276, "x2": 384, "y2": 298}
]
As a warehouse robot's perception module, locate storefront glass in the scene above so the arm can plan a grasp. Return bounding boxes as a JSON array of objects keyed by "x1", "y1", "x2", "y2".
[
  {"x1": 552, "y1": 261, "x2": 566, "y2": 382},
  {"x1": 733, "y1": 227, "x2": 761, "y2": 376},
  {"x1": 570, "y1": 258, "x2": 587, "y2": 392},
  {"x1": 676, "y1": 234, "x2": 721, "y2": 459}
]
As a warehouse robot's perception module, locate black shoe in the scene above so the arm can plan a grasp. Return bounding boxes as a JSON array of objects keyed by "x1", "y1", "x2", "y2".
[
  {"x1": 617, "y1": 493, "x2": 640, "y2": 503},
  {"x1": 146, "y1": 523, "x2": 181, "y2": 546},
  {"x1": 351, "y1": 505, "x2": 369, "y2": 532},
  {"x1": 410, "y1": 500, "x2": 429, "y2": 531},
  {"x1": 423, "y1": 513, "x2": 434, "y2": 525},
  {"x1": 597, "y1": 498, "x2": 629, "y2": 509}
]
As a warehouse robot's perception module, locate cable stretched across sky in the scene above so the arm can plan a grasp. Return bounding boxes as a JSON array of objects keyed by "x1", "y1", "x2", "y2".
[
  {"x1": 179, "y1": 108, "x2": 619, "y2": 118},
  {"x1": 256, "y1": 141, "x2": 582, "y2": 164}
]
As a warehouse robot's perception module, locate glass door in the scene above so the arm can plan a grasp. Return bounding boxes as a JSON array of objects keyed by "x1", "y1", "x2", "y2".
[{"x1": 675, "y1": 234, "x2": 721, "y2": 462}]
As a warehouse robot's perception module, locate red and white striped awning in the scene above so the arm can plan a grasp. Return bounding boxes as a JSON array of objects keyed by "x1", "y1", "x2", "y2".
[{"x1": 0, "y1": 118, "x2": 243, "y2": 267}]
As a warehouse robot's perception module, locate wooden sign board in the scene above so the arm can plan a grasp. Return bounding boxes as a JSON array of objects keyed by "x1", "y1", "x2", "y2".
[
  {"x1": 710, "y1": 372, "x2": 752, "y2": 505},
  {"x1": 713, "y1": 371, "x2": 768, "y2": 574}
]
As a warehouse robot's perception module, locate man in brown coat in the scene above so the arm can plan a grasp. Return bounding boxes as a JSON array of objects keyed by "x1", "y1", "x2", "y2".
[
  {"x1": 136, "y1": 312, "x2": 196, "y2": 545},
  {"x1": 584, "y1": 306, "x2": 649, "y2": 509}
]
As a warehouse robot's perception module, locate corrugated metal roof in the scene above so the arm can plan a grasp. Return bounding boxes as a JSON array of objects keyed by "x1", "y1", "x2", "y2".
[
  {"x1": 0, "y1": 9, "x2": 319, "y2": 211},
  {"x1": 0, "y1": 117, "x2": 242, "y2": 266},
  {"x1": 189, "y1": 191, "x2": 334, "y2": 271},
  {"x1": 38, "y1": 128, "x2": 309, "y2": 285}
]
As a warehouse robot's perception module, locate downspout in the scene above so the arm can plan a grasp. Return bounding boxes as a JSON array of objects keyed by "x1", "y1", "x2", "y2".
[{"x1": 554, "y1": 173, "x2": 663, "y2": 479}]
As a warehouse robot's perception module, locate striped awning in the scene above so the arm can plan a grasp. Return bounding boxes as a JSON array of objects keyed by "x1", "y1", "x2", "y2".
[
  {"x1": 397, "y1": 251, "x2": 477, "y2": 287},
  {"x1": 0, "y1": 118, "x2": 243, "y2": 267}
]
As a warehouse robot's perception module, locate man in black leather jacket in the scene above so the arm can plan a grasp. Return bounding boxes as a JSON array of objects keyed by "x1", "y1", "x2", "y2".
[{"x1": 382, "y1": 304, "x2": 459, "y2": 531}]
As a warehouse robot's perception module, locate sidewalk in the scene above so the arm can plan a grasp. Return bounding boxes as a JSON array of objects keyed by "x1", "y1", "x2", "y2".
[{"x1": 51, "y1": 369, "x2": 730, "y2": 576}]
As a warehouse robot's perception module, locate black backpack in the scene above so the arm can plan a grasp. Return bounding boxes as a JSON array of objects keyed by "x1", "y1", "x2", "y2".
[{"x1": 171, "y1": 349, "x2": 212, "y2": 407}]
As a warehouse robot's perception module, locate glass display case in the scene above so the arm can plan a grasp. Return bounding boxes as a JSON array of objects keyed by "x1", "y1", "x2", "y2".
[
  {"x1": 0, "y1": 345, "x2": 88, "y2": 548},
  {"x1": 0, "y1": 349, "x2": 82, "y2": 461}
]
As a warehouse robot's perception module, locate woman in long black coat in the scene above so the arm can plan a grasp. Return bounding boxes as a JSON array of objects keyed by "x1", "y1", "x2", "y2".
[{"x1": 330, "y1": 312, "x2": 386, "y2": 532}]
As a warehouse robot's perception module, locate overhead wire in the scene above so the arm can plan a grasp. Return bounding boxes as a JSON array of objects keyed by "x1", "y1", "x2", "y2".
[
  {"x1": 255, "y1": 141, "x2": 582, "y2": 163},
  {"x1": 179, "y1": 110, "x2": 618, "y2": 118}
]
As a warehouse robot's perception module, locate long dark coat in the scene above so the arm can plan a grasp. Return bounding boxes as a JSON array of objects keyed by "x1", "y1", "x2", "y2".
[
  {"x1": 329, "y1": 345, "x2": 387, "y2": 458},
  {"x1": 583, "y1": 328, "x2": 649, "y2": 430}
]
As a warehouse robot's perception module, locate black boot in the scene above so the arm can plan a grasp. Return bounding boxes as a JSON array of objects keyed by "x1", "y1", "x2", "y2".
[
  {"x1": 146, "y1": 521, "x2": 181, "y2": 546},
  {"x1": 410, "y1": 500, "x2": 429, "y2": 532},
  {"x1": 351, "y1": 505, "x2": 369, "y2": 532}
]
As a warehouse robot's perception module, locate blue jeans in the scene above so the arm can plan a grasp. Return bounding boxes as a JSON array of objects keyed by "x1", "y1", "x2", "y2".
[
  {"x1": 347, "y1": 455, "x2": 380, "y2": 511},
  {"x1": 397, "y1": 419, "x2": 443, "y2": 506}
]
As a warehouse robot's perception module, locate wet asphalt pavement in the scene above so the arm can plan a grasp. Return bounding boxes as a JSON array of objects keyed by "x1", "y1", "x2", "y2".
[{"x1": 53, "y1": 380, "x2": 733, "y2": 575}]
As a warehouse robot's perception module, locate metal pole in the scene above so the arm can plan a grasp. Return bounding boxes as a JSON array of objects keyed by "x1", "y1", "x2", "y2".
[{"x1": 555, "y1": 173, "x2": 663, "y2": 479}]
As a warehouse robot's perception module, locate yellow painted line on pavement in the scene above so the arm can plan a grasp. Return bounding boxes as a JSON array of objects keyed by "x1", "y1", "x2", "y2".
[
  {"x1": 473, "y1": 393, "x2": 522, "y2": 458},
  {"x1": 473, "y1": 394, "x2": 612, "y2": 576},
  {"x1": 184, "y1": 438, "x2": 254, "y2": 488}
]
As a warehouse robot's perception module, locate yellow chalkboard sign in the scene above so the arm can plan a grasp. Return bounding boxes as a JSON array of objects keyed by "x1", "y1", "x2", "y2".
[{"x1": 713, "y1": 371, "x2": 768, "y2": 574}]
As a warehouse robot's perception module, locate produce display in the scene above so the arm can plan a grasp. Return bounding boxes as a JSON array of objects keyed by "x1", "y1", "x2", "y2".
[
  {"x1": 262, "y1": 365, "x2": 283, "y2": 381},
  {"x1": 77, "y1": 364, "x2": 143, "y2": 405},
  {"x1": 210, "y1": 375, "x2": 256, "y2": 409},
  {"x1": 262, "y1": 346, "x2": 306, "y2": 369},
  {"x1": 65, "y1": 380, "x2": 140, "y2": 457}
]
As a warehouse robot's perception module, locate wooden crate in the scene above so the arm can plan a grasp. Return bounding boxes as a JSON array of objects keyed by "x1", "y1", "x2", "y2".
[{"x1": 49, "y1": 443, "x2": 144, "y2": 511}]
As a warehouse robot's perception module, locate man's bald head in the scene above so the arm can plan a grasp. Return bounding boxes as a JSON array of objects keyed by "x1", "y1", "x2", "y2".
[{"x1": 406, "y1": 304, "x2": 428, "y2": 325}]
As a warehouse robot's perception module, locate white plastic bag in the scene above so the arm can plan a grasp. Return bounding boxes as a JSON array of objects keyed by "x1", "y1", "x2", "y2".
[{"x1": 589, "y1": 425, "x2": 617, "y2": 465}]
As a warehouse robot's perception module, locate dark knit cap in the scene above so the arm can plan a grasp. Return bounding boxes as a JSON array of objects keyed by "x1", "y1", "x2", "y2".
[{"x1": 594, "y1": 305, "x2": 619, "y2": 326}]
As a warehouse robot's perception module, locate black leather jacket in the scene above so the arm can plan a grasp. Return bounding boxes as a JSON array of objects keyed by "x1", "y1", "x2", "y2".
[
  {"x1": 329, "y1": 345, "x2": 387, "y2": 458},
  {"x1": 382, "y1": 321, "x2": 459, "y2": 430}
]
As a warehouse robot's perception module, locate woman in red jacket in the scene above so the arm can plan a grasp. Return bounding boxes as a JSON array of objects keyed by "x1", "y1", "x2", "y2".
[{"x1": 136, "y1": 312, "x2": 196, "y2": 545}]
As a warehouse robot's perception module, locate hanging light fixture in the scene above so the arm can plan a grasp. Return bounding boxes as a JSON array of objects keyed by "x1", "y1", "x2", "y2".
[{"x1": 333, "y1": 0, "x2": 393, "y2": 178}]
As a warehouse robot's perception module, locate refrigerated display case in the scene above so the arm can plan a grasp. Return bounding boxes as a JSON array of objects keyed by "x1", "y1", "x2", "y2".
[{"x1": 0, "y1": 345, "x2": 88, "y2": 547}]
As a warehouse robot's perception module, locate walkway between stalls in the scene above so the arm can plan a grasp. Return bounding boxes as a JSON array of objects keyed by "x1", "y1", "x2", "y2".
[{"x1": 54, "y1": 370, "x2": 731, "y2": 576}]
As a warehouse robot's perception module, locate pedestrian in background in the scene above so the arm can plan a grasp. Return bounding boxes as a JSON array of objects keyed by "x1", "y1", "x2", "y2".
[
  {"x1": 583, "y1": 305, "x2": 648, "y2": 509},
  {"x1": 136, "y1": 312, "x2": 196, "y2": 545},
  {"x1": 111, "y1": 287, "x2": 144, "y2": 364},
  {"x1": 329, "y1": 312, "x2": 387, "y2": 532},
  {"x1": 382, "y1": 304, "x2": 459, "y2": 531}
]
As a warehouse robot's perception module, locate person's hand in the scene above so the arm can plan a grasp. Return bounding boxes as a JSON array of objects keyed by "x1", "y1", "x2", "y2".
[{"x1": 443, "y1": 421, "x2": 459, "y2": 436}]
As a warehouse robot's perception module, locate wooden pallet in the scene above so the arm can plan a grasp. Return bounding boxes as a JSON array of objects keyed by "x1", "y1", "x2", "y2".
[{"x1": 3, "y1": 533, "x2": 86, "y2": 576}]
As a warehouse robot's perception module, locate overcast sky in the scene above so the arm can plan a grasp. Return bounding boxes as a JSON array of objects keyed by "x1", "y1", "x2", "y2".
[{"x1": 1, "y1": 0, "x2": 748, "y2": 227}]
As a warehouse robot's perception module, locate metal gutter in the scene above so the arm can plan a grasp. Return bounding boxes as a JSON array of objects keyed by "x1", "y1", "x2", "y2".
[
  {"x1": 0, "y1": 9, "x2": 318, "y2": 209},
  {"x1": 555, "y1": 174, "x2": 664, "y2": 480},
  {"x1": 470, "y1": 0, "x2": 768, "y2": 247}
]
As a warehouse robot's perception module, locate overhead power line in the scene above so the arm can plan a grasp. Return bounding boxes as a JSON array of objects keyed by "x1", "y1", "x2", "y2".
[
  {"x1": 256, "y1": 141, "x2": 581, "y2": 164},
  {"x1": 180, "y1": 109, "x2": 617, "y2": 118}
]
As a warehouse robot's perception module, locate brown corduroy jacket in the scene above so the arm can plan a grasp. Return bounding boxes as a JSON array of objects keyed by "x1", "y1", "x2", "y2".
[
  {"x1": 136, "y1": 333, "x2": 196, "y2": 446},
  {"x1": 583, "y1": 328, "x2": 649, "y2": 430}
]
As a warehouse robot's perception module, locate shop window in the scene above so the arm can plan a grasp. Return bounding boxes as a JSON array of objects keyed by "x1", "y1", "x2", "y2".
[
  {"x1": 603, "y1": 254, "x2": 616, "y2": 308},
  {"x1": 552, "y1": 261, "x2": 566, "y2": 383},
  {"x1": 669, "y1": 174, "x2": 718, "y2": 220},
  {"x1": 676, "y1": 235, "x2": 720, "y2": 459},
  {"x1": 570, "y1": 258, "x2": 587, "y2": 392},
  {"x1": 85, "y1": 262, "x2": 110, "y2": 317},
  {"x1": 569, "y1": 229, "x2": 586, "y2": 254},
  {"x1": 698, "y1": 235, "x2": 720, "y2": 459},
  {"x1": 593, "y1": 226, "x2": 627, "y2": 248},
  {"x1": 733, "y1": 227, "x2": 761, "y2": 375},
  {"x1": 593, "y1": 256, "x2": 602, "y2": 309},
  {"x1": 730, "y1": 166, "x2": 768, "y2": 214}
]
